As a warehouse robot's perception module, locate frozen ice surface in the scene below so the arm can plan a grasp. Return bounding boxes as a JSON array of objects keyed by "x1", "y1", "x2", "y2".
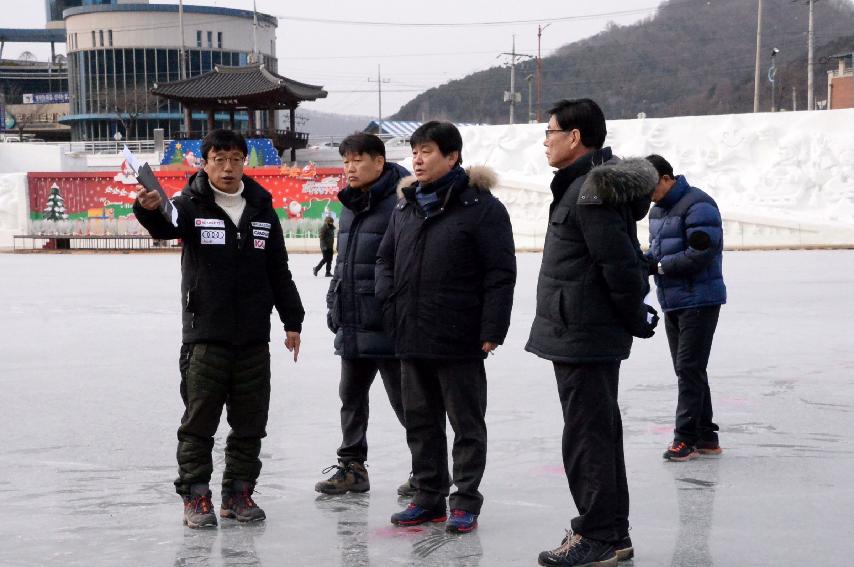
[{"x1": 0, "y1": 250, "x2": 852, "y2": 566}]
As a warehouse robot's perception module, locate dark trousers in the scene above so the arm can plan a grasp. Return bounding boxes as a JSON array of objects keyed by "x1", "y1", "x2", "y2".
[
  {"x1": 175, "y1": 343, "x2": 270, "y2": 496},
  {"x1": 554, "y1": 361, "x2": 628, "y2": 543},
  {"x1": 315, "y1": 249, "x2": 333, "y2": 275},
  {"x1": 337, "y1": 357, "x2": 406, "y2": 463},
  {"x1": 401, "y1": 359, "x2": 487, "y2": 515},
  {"x1": 665, "y1": 305, "x2": 721, "y2": 445}
]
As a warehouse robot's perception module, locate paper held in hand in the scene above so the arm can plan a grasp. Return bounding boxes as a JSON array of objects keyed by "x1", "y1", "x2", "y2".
[{"x1": 123, "y1": 145, "x2": 178, "y2": 227}]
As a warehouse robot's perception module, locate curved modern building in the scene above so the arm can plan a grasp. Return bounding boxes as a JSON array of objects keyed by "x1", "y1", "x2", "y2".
[{"x1": 61, "y1": 3, "x2": 278, "y2": 141}]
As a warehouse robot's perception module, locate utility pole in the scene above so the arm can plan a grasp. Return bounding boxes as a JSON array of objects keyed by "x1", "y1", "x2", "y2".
[
  {"x1": 537, "y1": 23, "x2": 552, "y2": 122},
  {"x1": 249, "y1": 0, "x2": 259, "y2": 64},
  {"x1": 178, "y1": 0, "x2": 186, "y2": 79},
  {"x1": 526, "y1": 74, "x2": 534, "y2": 123},
  {"x1": 792, "y1": 86, "x2": 797, "y2": 111},
  {"x1": 769, "y1": 48, "x2": 779, "y2": 112},
  {"x1": 501, "y1": 35, "x2": 533, "y2": 125},
  {"x1": 753, "y1": 0, "x2": 763, "y2": 112},
  {"x1": 807, "y1": 0, "x2": 815, "y2": 110},
  {"x1": 368, "y1": 65, "x2": 390, "y2": 136}
]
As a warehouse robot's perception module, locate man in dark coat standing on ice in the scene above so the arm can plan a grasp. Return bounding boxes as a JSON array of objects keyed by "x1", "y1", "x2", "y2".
[{"x1": 527, "y1": 99, "x2": 659, "y2": 567}]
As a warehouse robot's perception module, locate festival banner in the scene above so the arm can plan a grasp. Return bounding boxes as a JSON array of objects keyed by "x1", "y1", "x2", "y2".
[{"x1": 27, "y1": 163, "x2": 345, "y2": 224}]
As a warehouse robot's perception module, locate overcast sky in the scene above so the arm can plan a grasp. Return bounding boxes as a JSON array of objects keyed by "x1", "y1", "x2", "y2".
[{"x1": 7, "y1": 0, "x2": 662, "y2": 117}]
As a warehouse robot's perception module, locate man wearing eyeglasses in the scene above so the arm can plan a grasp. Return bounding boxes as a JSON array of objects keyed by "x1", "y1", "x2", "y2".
[
  {"x1": 526, "y1": 99, "x2": 659, "y2": 567},
  {"x1": 134, "y1": 129, "x2": 304, "y2": 529}
]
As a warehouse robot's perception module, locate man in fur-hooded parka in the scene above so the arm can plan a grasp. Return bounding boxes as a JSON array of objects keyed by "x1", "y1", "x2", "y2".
[
  {"x1": 376, "y1": 121, "x2": 516, "y2": 530},
  {"x1": 528, "y1": 99, "x2": 658, "y2": 566}
]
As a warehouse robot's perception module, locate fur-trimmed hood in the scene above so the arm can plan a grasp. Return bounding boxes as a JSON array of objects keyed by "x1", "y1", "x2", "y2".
[
  {"x1": 396, "y1": 165, "x2": 497, "y2": 198},
  {"x1": 578, "y1": 158, "x2": 658, "y2": 206}
]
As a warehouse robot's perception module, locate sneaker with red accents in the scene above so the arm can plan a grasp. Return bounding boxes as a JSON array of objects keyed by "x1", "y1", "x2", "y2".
[
  {"x1": 663, "y1": 440, "x2": 699, "y2": 461},
  {"x1": 446, "y1": 509, "x2": 478, "y2": 533},
  {"x1": 390, "y1": 503, "x2": 447, "y2": 526},
  {"x1": 183, "y1": 484, "x2": 217, "y2": 529},
  {"x1": 696, "y1": 439, "x2": 723, "y2": 456}
]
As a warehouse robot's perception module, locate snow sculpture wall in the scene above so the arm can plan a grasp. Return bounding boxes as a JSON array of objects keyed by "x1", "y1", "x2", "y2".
[
  {"x1": 456, "y1": 109, "x2": 854, "y2": 248},
  {"x1": 0, "y1": 174, "x2": 29, "y2": 248}
]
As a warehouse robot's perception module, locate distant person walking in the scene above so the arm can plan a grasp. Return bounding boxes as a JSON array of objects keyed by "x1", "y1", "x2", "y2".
[
  {"x1": 313, "y1": 216, "x2": 336, "y2": 277},
  {"x1": 644, "y1": 154, "x2": 727, "y2": 462}
]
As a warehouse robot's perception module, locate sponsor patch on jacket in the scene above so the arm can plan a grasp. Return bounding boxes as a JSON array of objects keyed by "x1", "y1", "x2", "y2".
[
  {"x1": 251, "y1": 222, "x2": 272, "y2": 229},
  {"x1": 252, "y1": 229, "x2": 269, "y2": 238},
  {"x1": 200, "y1": 229, "x2": 226, "y2": 245},
  {"x1": 195, "y1": 218, "x2": 225, "y2": 228},
  {"x1": 254, "y1": 239, "x2": 266, "y2": 250}
]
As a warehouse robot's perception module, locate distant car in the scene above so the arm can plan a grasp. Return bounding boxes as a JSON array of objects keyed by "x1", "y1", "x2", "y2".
[{"x1": 384, "y1": 136, "x2": 410, "y2": 147}]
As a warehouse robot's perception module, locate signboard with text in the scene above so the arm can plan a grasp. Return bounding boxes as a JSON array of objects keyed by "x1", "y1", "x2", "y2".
[{"x1": 22, "y1": 92, "x2": 70, "y2": 105}]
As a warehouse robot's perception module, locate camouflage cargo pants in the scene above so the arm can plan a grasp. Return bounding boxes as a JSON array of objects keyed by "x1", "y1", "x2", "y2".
[{"x1": 175, "y1": 343, "x2": 271, "y2": 496}]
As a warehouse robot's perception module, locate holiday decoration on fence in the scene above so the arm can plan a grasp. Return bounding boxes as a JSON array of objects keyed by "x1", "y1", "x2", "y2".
[{"x1": 43, "y1": 183, "x2": 69, "y2": 221}]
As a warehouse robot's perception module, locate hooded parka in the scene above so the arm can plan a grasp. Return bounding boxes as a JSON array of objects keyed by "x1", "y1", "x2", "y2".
[
  {"x1": 526, "y1": 148, "x2": 657, "y2": 363},
  {"x1": 375, "y1": 166, "x2": 516, "y2": 360}
]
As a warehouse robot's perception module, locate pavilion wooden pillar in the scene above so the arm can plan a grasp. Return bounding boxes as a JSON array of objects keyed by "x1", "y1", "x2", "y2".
[
  {"x1": 289, "y1": 106, "x2": 297, "y2": 163},
  {"x1": 182, "y1": 106, "x2": 192, "y2": 136},
  {"x1": 267, "y1": 109, "x2": 276, "y2": 135},
  {"x1": 206, "y1": 109, "x2": 215, "y2": 133},
  {"x1": 228, "y1": 110, "x2": 236, "y2": 130},
  {"x1": 247, "y1": 109, "x2": 256, "y2": 136}
]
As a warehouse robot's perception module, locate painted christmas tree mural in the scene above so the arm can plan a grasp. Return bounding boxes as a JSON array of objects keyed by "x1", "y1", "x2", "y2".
[
  {"x1": 171, "y1": 143, "x2": 185, "y2": 165},
  {"x1": 43, "y1": 183, "x2": 69, "y2": 221},
  {"x1": 248, "y1": 146, "x2": 260, "y2": 167}
]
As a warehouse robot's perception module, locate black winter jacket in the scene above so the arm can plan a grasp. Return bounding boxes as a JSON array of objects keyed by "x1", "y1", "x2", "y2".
[
  {"x1": 319, "y1": 222, "x2": 335, "y2": 251},
  {"x1": 376, "y1": 166, "x2": 516, "y2": 360},
  {"x1": 133, "y1": 171, "x2": 304, "y2": 345},
  {"x1": 526, "y1": 148, "x2": 657, "y2": 363},
  {"x1": 327, "y1": 162, "x2": 409, "y2": 358}
]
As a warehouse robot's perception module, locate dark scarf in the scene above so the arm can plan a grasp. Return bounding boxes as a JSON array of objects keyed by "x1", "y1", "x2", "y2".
[{"x1": 415, "y1": 165, "x2": 465, "y2": 217}]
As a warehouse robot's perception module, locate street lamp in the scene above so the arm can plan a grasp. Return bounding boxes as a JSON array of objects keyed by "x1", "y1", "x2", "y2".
[{"x1": 769, "y1": 48, "x2": 780, "y2": 112}]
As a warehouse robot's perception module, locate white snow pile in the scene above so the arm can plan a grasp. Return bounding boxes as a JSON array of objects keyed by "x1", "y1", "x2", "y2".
[{"x1": 456, "y1": 109, "x2": 854, "y2": 248}]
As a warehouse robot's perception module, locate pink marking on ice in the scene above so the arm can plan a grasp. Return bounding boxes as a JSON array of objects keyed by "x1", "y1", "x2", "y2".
[
  {"x1": 373, "y1": 526, "x2": 425, "y2": 538},
  {"x1": 648, "y1": 424, "x2": 672, "y2": 435},
  {"x1": 531, "y1": 465, "x2": 565, "y2": 476}
]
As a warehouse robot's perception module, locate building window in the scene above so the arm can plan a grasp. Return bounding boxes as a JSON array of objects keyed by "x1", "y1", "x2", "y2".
[
  {"x1": 108, "y1": 30, "x2": 113, "y2": 47},
  {"x1": 91, "y1": 30, "x2": 96, "y2": 47},
  {"x1": 196, "y1": 30, "x2": 202, "y2": 48},
  {"x1": 217, "y1": 32, "x2": 223, "y2": 49},
  {"x1": 99, "y1": 30, "x2": 104, "y2": 47},
  {"x1": 207, "y1": 31, "x2": 213, "y2": 48}
]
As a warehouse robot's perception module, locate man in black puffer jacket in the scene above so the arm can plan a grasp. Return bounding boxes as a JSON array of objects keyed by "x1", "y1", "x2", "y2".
[
  {"x1": 528, "y1": 100, "x2": 658, "y2": 567},
  {"x1": 134, "y1": 129, "x2": 304, "y2": 529},
  {"x1": 314, "y1": 133, "x2": 412, "y2": 497},
  {"x1": 377, "y1": 121, "x2": 516, "y2": 534}
]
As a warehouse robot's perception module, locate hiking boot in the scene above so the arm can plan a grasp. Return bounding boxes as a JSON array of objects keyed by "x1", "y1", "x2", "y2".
[
  {"x1": 390, "y1": 503, "x2": 447, "y2": 526},
  {"x1": 220, "y1": 480, "x2": 266, "y2": 523},
  {"x1": 614, "y1": 536, "x2": 634, "y2": 561},
  {"x1": 397, "y1": 475, "x2": 416, "y2": 498},
  {"x1": 183, "y1": 484, "x2": 217, "y2": 529},
  {"x1": 696, "y1": 439, "x2": 723, "y2": 456},
  {"x1": 538, "y1": 531, "x2": 617, "y2": 567},
  {"x1": 314, "y1": 462, "x2": 370, "y2": 495},
  {"x1": 446, "y1": 509, "x2": 478, "y2": 533},
  {"x1": 663, "y1": 440, "x2": 699, "y2": 461},
  {"x1": 312, "y1": 266, "x2": 320, "y2": 276}
]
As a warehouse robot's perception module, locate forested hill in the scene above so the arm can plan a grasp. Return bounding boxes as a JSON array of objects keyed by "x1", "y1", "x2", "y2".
[{"x1": 391, "y1": 0, "x2": 854, "y2": 122}]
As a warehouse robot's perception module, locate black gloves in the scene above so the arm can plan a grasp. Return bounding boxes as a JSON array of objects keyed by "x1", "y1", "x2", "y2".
[{"x1": 631, "y1": 304, "x2": 659, "y2": 338}]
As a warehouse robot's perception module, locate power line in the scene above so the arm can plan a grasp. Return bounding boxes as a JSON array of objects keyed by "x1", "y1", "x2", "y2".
[{"x1": 274, "y1": 6, "x2": 666, "y2": 28}]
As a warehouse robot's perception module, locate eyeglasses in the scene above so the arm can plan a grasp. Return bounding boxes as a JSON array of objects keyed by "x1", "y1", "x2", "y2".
[
  {"x1": 544, "y1": 129, "x2": 567, "y2": 139},
  {"x1": 210, "y1": 156, "x2": 246, "y2": 167}
]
